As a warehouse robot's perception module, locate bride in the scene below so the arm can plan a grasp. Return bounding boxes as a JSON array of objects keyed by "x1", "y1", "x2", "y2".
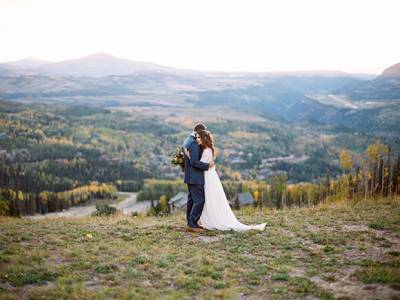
[{"x1": 186, "y1": 130, "x2": 266, "y2": 232}]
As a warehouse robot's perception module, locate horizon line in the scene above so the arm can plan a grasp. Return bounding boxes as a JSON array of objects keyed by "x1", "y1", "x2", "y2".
[{"x1": 0, "y1": 52, "x2": 387, "y2": 75}]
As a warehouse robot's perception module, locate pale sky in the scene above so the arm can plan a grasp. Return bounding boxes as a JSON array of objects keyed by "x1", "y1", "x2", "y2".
[{"x1": 0, "y1": 0, "x2": 399, "y2": 74}]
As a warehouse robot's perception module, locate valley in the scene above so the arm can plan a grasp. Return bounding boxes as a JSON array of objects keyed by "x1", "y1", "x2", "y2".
[{"x1": 0, "y1": 53, "x2": 399, "y2": 217}]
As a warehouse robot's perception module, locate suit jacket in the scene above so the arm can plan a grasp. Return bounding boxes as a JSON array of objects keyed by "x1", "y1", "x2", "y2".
[{"x1": 182, "y1": 133, "x2": 209, "y2": 185}]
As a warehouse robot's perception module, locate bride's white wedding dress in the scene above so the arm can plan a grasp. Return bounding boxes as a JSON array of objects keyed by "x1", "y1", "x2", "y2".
[{"x1": 199, "y1": 148, "x2": 267, "y2": 232}]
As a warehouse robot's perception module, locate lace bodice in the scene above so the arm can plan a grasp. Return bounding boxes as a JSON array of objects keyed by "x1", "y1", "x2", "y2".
[{"x1": 200, "y1": 148, "x2": 213, "y2": 164}]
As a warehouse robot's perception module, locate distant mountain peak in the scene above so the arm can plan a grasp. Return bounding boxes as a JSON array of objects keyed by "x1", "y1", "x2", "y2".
[
  {"x1": 34, "y1": 52, "x2": 176, "y2": 77},
  {"x1": 380, "y1": 62, "x2": 400, "y2": 78}
]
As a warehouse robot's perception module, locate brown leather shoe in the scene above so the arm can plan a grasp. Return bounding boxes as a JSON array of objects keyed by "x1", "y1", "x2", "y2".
[{"x1": 186, "y1": 226, "x2": 206, "y2": 233}]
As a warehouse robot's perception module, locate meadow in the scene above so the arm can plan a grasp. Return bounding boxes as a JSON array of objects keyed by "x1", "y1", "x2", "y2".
[{"x1": 0, "y1": 197, "x2": 399, "y2": 299}]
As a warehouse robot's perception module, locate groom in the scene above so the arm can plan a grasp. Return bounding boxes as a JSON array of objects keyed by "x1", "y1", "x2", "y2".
[{"x1": 182, "y1": 123, "x2": 214, "y2": 233}]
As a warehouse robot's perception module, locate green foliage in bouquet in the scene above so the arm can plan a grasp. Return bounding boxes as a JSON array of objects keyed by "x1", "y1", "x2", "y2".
[{"x1": 171, "y1": 146, "x2": 185, "y2": 171}]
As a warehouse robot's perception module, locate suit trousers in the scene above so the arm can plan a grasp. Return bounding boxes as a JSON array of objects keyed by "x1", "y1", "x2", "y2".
[{"x1": 186, "y1": 184, "x2": 205, "y2": 227}]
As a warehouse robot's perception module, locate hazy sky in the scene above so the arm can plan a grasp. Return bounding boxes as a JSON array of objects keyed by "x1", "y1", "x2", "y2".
[{"x1": 1, "y1": 0, "x2": 399, "y2": 73}]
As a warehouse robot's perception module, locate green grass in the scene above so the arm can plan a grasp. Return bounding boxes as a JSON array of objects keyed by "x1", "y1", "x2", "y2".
[
  {"x1": 369, "y1": 221, "x2": 387, "y2": 230},
  {"x1": 0, "y1": 197, "x2": 399, "y2": 299},
  {"x1": 356, "y1": 261, "x2": 400, "y2": 284}
]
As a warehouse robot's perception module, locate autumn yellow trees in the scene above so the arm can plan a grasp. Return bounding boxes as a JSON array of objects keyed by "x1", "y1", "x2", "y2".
[
  {"x1": 0, "y1": 182, "x2": 116, "y2": 216},
  {"x1": 339, "y1": 149, "x2": 353, "y2": 175},
  {"x1": 336, "y1": 142, "x2": 398, "y2": 200},
  {"x1": 230, "y1": 142, "x2": 399, "y2": 209}
]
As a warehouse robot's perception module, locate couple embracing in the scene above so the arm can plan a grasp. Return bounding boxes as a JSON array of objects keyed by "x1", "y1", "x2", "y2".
[{"x1": 182, "y1": 123, "x2": 266, "y2": 233}]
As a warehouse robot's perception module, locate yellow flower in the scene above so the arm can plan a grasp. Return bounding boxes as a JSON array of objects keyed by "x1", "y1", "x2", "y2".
[{"x1": 86, "y1": 233, "x2": 93, "y2": 239}]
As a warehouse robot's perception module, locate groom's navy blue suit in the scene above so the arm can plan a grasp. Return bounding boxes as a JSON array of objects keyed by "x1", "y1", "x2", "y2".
[{"x1": 182, "y1": 133, "x2": 209, "y2": 228}]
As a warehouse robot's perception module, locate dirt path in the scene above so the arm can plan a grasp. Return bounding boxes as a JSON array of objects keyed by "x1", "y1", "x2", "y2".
[{"x1": 27, "y1": 192, "x2": 152, "y2": 219}]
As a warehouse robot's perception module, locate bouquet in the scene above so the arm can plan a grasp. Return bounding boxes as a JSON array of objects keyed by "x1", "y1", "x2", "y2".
[{"x1": 171, "y1": 146, "x2": 185, "y2": 171}]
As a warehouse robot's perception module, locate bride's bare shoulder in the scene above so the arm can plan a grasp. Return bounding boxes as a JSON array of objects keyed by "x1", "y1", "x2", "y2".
[{"x1": 204, "y1": 147, "x2": 213, "y2": 154}]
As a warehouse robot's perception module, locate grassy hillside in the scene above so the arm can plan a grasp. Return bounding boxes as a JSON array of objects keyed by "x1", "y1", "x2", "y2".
[{"x1": 1, "y1": 198, "x2": 399, "y2": 299}]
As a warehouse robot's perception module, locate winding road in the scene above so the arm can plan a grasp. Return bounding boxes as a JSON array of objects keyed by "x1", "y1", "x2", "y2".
[{"x1": 27, "y1": 192, "x2": 152, "y2": 219}]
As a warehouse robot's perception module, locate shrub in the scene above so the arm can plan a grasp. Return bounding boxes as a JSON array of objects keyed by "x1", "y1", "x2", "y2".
[
  {"x1": 93, "y1": 203, "x2": 117, "y2": 216},
  {"x1": 0, "y1": 199, "x2": 9, "y2": 216}
]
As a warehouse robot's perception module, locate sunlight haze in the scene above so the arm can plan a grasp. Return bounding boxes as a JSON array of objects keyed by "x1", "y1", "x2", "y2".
[{"x1": 0, "y1": 0, "x2": 399, "y2": 73}]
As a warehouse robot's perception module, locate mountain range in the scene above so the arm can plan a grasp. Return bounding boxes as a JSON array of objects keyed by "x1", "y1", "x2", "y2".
[
  {"x1": 1, "y1": 53, "x2": 198, "y2": 77},
  {"x1": 0, "y1": 53, "x2": 399, "y2": 135},
  {"x1": 1, "y1": 52, "x2": 381, "y2": 78}
]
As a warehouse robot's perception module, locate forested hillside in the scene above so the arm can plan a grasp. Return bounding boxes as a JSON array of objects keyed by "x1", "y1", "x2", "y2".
[
  {"x1": 1, "y1": 98, "x2": 399, "y2": 216},
  {"x1": 0, "y1": 57, "x2": 399, "y2": 217}
]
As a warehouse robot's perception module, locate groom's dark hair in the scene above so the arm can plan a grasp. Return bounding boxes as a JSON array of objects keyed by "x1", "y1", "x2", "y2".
[{"x1": 193, "y1": 123, "x2": 207, "y2": 133}]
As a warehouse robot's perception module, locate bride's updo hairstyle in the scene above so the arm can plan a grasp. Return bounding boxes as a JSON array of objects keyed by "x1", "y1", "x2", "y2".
[{"x1": 197, "y1": 130, "x2": 216, "y2": 159}]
